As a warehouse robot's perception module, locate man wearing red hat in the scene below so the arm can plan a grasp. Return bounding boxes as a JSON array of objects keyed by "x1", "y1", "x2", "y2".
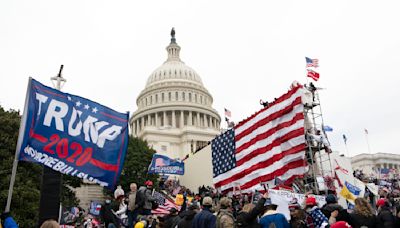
[
  {"x1": 304, "y1": 196, "x2": 329, "y2": 228},
  {"x1": 376, "y1": 198, "x2": 396, "y2": 227},
  {"x1": 137, "y1": 180, "x2": 156, "y2": 216}
]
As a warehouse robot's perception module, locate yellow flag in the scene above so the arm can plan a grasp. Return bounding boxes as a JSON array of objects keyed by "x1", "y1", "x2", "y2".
[{"x1": 340, "y1": 185, "x2": 355, "y2": 201}]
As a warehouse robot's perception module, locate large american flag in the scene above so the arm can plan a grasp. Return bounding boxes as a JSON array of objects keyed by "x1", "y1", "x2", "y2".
[{"x1": 212, "y1": 86, "x2": 308, "y2": 194}]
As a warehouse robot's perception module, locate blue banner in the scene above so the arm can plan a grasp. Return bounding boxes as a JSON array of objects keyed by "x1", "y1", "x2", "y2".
[
  {"x1": 18, "y1": 78, "x2": 128, "y2": 189},
  {"x1": 148, "y1": 154, "x2": 184, "y2": 175},
  {"x1": 345, "y1": 181, "x2": 361, "y2": 196}
]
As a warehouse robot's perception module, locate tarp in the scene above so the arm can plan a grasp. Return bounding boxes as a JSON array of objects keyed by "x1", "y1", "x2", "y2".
[{"x1": 18, "y1": 78, "x2": 129, "y2": 189}]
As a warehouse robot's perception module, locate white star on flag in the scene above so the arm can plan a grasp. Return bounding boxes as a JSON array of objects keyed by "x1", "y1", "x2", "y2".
[
  {"x1": 67, "y1": 96, "x2": 72, "y2": 101},
  {"x1": 84, "y1": 104, "x2": 90, "y2": 110},
  {"x1": 76, "y1": 101, "x2": 82, "y2": 107},
  {"x1": 92, "y1": 107, "x2": 98, "y2": 113}
]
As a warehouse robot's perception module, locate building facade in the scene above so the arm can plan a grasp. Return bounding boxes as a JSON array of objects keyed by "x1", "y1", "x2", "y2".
[
  {"x1": 129, "y1": 29, "x2": 221, "y2": 159},
  {"x1": 351, "y1": 152, "x2": 400, "y2": 176}
]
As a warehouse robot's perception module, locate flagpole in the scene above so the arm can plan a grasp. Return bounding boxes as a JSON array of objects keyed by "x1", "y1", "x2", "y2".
[
  {"x1": 365, "y1": 130, "x2": 372, "y2": 154},
  {"x1": 5, "y1": 77, "x2": 32, "y2": 212}
]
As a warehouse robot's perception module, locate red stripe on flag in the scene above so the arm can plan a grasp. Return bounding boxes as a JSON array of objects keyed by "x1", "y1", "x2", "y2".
[
  {"x1": 236, "y1": 112, "x2": 304, "y2": 154},
  {"x1": 90, "y1": 159, "x2": 118, "y2": 172},
  {"x1": 236, "y1": 128, "x2": 305, "y2": 166}
]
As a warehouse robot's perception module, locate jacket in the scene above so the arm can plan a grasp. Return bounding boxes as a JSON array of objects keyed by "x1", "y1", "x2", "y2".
[
  {"x1": 128, "y1": 191, "x2": 137, "y2": 211},
  {"x1": 177, "y1": 210, "x2": 197, "y2": 228},
  {"x1": 349, "y1": 213, "x2": 377, "y2": 228},
  {"x1": 138, "y1": 186, "x2": 154, "y2": 210},
  {"x1": 192, "y1": 207, "x2": 216, "y2": 228},
  {"x1": 236, "y1": 198, "x2": 266, "y2": 228},
  {"x1": 321, "y1": 203, "x2": 351, "y2": 224},
  {"x1": 377, "y1": 206, "x2": 395, "y2": 228},
  {"x1": 216, "y1": 209, "x2": 235, "y2": 228},
  {"x1": 259, "y1": 210, "x2": 290, "y2": 228}
]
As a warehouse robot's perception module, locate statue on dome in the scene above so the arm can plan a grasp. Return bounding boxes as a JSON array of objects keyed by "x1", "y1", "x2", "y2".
[{"x1": 171, "y1": 27, "x2": 175, "y2": 38}]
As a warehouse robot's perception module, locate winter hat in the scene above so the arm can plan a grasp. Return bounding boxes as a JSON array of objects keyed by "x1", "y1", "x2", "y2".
[
  {"x1": 305, "y1": 196, "x2": 317, "y2": 206},
  {"x1": 326, "y1": 194, "x2": 337, "y2": 204},
  {"x1": 330, "y1": 221, "x2": 352, "y2": 228},
  {"x1": 376, "y1": 198, "x2": 386, "y2": 207},
  {"x1": 114, "y1": 185, "x2": 125, "y2": 199},
  {"x1": 202, "y1": 196, "x2": 213, "y2": 206}
]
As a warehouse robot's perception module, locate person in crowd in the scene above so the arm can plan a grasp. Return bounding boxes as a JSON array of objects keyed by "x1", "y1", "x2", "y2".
[
  {"x1": 288, "y1": 198, "x2": 308, "y2": 228},
  {"x1": 216, "y1": 197, "x2": 235, "y2": 228},
  {"x1": 128, "y1": 182, "x2": 139, "y2": 228},
  {"x1": 138, "y1": 180, "x2": 156, "y2": 216},
  {"x1": 348, "y1": 197, "x2": 377, "y2": 228},
  {"x1": 259, "y1": 198, "x2": 290, "y2": 228},
  {"x1": 100, "y1": 198, "x2": 118, "y2": 228},
  {"x1": 164, "y1": 208, "x2": 181, "y2": 228},
  {"x1": 40, "y1": 219, "x2": 60, "y2": 228},
  {"x1": 376, "y1": 198, "x2": 395, "y2": 228},
  {"x1": 177, "y1": 204, "x2": 199, "y2": 228},
  {"x1": 394, "y1": 205, "x2": 400, "y2": 227},
  {"x1": 1, "y1": 212, "x2": 19, "y2": 228},
  {"x1": 321, "y1": 194, "x2": 350, "y2": 224},
  {"x1": 304, "y1": 196, "x2": 329, "y2": 228},
  {"x1": 114, "y1": 194, "x2": 128, "y2": 227},
  {"x1": 236, "y1": 192, "x2": 267, "y2": 228},
  {"x1": 192, "y1": 196, "x2": 216, "y2": 228}
]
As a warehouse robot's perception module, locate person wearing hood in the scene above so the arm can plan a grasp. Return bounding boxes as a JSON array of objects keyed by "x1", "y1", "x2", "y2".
[
  {"x1": 177, "y1": 204, "x2": 199, "y2": 228},
  {"x1": 259, "y1": 198, "x2": 290, "y2": 228},
  {"x1": 216, "y1": 197, "x2": 235, "y2": 228},
  {"x1": 304, "y1": 196, "x2": 329, "y2": 228},
  {"x1": 376, "y1": 198, "x2": 395, "y2": 228},
  {"x1": 236, "y1": 192, "x2": 268, "y2": 228},
  {"x1": 321, "y1": 194, "x2": 351, "y2": 224}
]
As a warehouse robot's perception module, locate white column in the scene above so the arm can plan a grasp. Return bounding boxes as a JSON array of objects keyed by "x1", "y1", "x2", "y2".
[
  {"x1": 141, "y1": 117, "x2": 144, "y2": 129},
  {"x1": 172, "y1": 110, "x2": 176, "y2": 128},
  {"x1": 132, "y1": 122, "x2": 136, "y2": 135},
  {"x1": 136, "y1": 120, "x2": 139, "y2": 133},
  {"x1": 197, "y1": 112, "x2": 200, "y2": 127},
  {"x1": 180, "y1": 111, "x2": 184, "y2": 128},
  {"x1": 147, "y1": 115, "x2": 151, "y2": 126},
  {"x1": 155, "y1": 112, "x2": 159, "y2": 127},
  {"x1": 163, "y1": 111, "x2": 167, "y2": 126},
  {"x1": 188, "y1": 111, "x2": 193, "y2": 126},
  {"x1": 204, "y1": 114, "x2": 208, "y2": 128}
]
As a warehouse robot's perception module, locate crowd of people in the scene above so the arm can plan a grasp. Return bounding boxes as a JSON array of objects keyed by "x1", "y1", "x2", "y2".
[{"x1": 91, "y1": 179, "x2": 400, "y2": 228}]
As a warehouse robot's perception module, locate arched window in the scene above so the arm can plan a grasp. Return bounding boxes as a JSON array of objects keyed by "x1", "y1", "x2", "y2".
[
  {"x1": 189, "y1": 93, "x2": 192, "y2": 102},
  {"x1": 155, "y1": 94, "x2": 158, "y2": 103},
  {"x1": 195, "y1": 94, "x2": 197, "y2": 103},
  {"x1": 168, "y1": 92, "x2": 171, "y2": 101},
  {"x1": 175, "y1": 92, "x2": 178, "y2": 100},
  {"x1": 182, "y1": 92, "x2": 185, "y2": 101},
  {"x1": 162, "y1": 93, "x2": 164, "y2": 102}
]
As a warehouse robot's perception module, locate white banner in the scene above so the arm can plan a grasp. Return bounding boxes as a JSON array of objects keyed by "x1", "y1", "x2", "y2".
[{"x1": 268, "y1": 189, "x2": 326, "y2": 220}]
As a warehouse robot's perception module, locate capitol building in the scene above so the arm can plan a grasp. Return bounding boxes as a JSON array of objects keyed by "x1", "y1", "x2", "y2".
[{"x1": 129, "y1": 29, "x2": 221, "y2": 159}]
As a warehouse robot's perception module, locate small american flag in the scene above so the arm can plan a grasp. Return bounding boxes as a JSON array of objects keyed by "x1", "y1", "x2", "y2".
[
  {"x1": 306, "y1": 57, "x2": 319, "y2": 68},
  {"x1": 151, "y1": 193, "x2": 181, "y2": 216},
  {"x1": 307, "y1": 69, "x2": 320, "y2": 81},
  {"x1": 212, "y1": 86, "x2": 307, "y2": 194},
  {"x1": 224, "y1": 108, "x2": 232, "y2": 118}
]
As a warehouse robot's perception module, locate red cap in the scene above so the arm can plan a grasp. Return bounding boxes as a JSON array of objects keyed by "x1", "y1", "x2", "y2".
[
  {"x1": 376, "y1": 198, "x2": 386, "y2": 207},
  {"x1": 145, "y1": 180, "x2": 153, "y2": 186},
  {"x1": 330, "y1": 221, "x2": 352, "y2": 228},
  {"x1": 305, "y1": 196, "x2": 317, "y2": 206}
]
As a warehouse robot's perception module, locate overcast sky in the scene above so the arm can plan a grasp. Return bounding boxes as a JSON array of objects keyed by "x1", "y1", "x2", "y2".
[{"x1": 1, "y1": 0, "x2": 399, "y2": 157}]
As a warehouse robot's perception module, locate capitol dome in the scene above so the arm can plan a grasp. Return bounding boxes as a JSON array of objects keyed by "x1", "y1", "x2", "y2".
[{"x1": 130, "y1": 28, "x2": 221, "y2": 159}]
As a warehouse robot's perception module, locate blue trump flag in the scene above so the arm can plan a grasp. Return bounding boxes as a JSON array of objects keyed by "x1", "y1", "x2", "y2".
[
  {"x1": 148, "y1": 154, "x2": 184, "y2": 175},
  {"x1": 18, "y1": 78, "x2": 129, "y2": 189}
]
